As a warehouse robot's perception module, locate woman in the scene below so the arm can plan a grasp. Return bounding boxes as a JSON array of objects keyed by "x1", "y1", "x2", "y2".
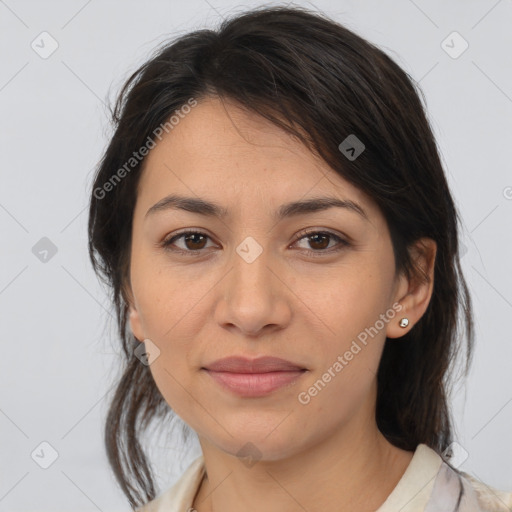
[{"x1": 87, "y1": 5, "x2": 512, "y2": 512}]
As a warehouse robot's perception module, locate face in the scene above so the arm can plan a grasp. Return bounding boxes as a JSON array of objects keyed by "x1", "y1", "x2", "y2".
[{"x1": 127, "y1": 96, "x2": 412, "y2": 461}]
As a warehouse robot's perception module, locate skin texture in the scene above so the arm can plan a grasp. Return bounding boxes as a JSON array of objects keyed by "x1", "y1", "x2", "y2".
[{"x1": 127, "y1": 97, "x2": 437, "y2": 512}]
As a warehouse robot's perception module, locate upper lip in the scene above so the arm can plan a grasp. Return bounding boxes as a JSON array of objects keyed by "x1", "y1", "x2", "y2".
[{"x1": 203, "y1": 356, "x2": 306, "y2": 373}]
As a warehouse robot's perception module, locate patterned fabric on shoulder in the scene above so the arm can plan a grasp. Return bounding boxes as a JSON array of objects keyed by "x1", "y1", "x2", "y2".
[{"x1": 425, "y1": 460, "x2": 512, "y2": 512}]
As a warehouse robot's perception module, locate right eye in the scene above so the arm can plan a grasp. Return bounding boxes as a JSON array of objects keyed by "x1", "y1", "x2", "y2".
[{"x1": 161, "y1": 230, "x2": 217, "y2": 255}]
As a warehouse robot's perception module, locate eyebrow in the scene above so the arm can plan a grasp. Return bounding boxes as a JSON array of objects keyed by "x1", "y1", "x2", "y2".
[{"x1": 145, "y1": 194, "x2": 369, "y2": 222}]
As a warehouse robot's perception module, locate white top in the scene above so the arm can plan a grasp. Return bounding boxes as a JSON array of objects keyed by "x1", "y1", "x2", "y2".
[{"x1": 137, "y1": 444, "x2": 512, "y2": 511}]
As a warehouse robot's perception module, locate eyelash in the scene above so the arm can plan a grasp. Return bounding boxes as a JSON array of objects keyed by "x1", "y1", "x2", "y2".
[{"x1": 160, "y1": 229, "x2": 350, "y2": 258}]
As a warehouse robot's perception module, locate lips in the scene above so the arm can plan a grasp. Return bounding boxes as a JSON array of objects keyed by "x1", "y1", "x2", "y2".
[
  {"x1": 203, "y1": 356, "x2": 306, "y2": 373},
  {"x1": 202, "y1": 356, "x2": 307, "y2": 397}
]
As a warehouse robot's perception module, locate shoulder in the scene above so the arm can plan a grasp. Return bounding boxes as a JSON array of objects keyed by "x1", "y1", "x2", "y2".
[
  {"x1": 458, "y1": 470, "x2": 512, "y2": 511},
  {"x1": 390, "y1": 444, "x2": 512, "y2": 512},
  {"x1": 135, "y1": 455, "x2": 205, "y2": 512}
]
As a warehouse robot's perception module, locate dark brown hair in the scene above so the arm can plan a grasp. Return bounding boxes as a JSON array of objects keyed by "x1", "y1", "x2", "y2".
[{"x1": 88, "y1": 5, "x2": 474, "y2": 509}]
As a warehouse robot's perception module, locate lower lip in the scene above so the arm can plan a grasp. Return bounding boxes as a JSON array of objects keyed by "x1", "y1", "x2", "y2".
[{"x1": 203, "y1": 369, "x2": 306, "y2": 397}]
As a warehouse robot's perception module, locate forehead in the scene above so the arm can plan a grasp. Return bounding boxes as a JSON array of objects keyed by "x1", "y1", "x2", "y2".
[{"x1": 136, "y1": 96, "x2": 380, "y2": 223}]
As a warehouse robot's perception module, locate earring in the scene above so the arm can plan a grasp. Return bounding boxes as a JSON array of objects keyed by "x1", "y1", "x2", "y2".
[{"x1": 399, "y1": 318, "x2": 409, "y2": 328}]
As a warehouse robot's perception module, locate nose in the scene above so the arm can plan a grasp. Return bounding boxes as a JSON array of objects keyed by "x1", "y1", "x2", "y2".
[{"x1": 213, "y1": 238, "x2": 292, "y2": 338}]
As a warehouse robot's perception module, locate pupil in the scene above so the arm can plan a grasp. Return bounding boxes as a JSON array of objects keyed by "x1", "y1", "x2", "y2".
[
  {"x1": 310, "y1": 234, "x2": 329, "y2": 250},
  {"x1": 186, "y1": 233, "x2": 206, "y2": 250}
]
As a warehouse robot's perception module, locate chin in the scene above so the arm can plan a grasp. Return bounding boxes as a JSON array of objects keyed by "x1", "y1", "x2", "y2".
[{"x1": 201, "y1": 422, "x2": 306, "y2": 464}]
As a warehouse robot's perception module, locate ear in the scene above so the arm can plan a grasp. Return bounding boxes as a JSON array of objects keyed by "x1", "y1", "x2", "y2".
[
  {"x1": 386, "y1": 237, "x2": 437, "y2": 339},
  {"x1": 129, "y1": 305, "x2": 146, "y2": 343},
  {"x1": 124, "y1": 282, "x2": 146, "y2": 343}
]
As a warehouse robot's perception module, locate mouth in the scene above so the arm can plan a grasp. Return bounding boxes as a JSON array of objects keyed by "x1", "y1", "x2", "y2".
[
  {"x1": 202, "y1": 368, "x2": 307, "y2": 397},
  {"x1": 201, "y1": 356, "x2": 308, "y2": 397}
]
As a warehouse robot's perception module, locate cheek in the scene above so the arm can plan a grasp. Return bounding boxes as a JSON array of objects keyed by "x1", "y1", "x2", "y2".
[
  {"x1": 130, "y1": 263, "x2": 210, "y2": 405},
  {"x1": 295, "y1": 266, "x2": 390, "y2": 400},
  {"x1": 300, "y1": 263, "x2": 390, "y2": 341},
  {"x1": 148, "y1": 358, "x2": 194, "y2": 421},
  {"x1": 131, "y1": 257, "x2": 209, "y2": 341}
]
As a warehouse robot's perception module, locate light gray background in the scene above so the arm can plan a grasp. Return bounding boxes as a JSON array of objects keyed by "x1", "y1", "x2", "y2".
[{"x1": 1, "y1": 0, "x2": 511, "y2": 510}]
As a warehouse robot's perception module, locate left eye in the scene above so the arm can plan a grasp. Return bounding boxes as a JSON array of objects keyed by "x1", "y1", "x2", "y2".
[
  {"x1": 292, "y1": 230, "x2": 350, "y2": 256},
  {"x1": 160, "y1": 230, "x2": 349, "y2": 256}
]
